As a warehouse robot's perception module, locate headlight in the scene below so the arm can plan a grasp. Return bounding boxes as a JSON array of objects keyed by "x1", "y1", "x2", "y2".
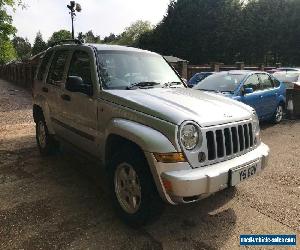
[
  {"x1": 252, "y1": 111, "x2": 261, "y2": 144},
  {"x1": 180, "y1": 123, "x2": 201, "y2": 150}
]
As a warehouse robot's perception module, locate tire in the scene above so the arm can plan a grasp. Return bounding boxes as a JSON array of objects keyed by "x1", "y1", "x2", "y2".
[
  {"x1": 272, "y1": 104, "x2": 284, "y2": 124},
  {"x1": 108, "y1": 147, "x2": 163, "y2": 227},
  {"x1": 35, "y1": 114, "x2": 58, "y2": 156}
]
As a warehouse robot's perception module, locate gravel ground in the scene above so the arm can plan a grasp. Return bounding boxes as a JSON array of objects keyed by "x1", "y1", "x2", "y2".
[{"x1": 0, "y1": 78, "x2": 299, "y2": 250}]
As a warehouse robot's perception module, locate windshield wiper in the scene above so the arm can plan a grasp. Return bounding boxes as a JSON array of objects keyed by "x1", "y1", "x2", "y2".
[
  {"x1": 163, "y1": 81, "x2": 183, "y2": 88},
  {"x1": 198, "y1": 89, "x2": 220, "y2": 93},
  {"x1": 127, "y1": 81, "x2": 160, "y2": 90}
]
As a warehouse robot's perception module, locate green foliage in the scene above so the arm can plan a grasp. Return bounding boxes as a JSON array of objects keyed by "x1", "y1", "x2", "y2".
[
  {"x1": 31, "y1": 31, "x2": 47, "y2": 56},
  {"x1": 138, "y1": 0, "x2": 300, "y2": 65},
  {"x1": 12, "y1": 36, "x2": 31, "y2": 59},
  {"x1": 0, "y1": 0, "x2": 20, "y2": 63},
  {"x1": 78, "y1": 30, "x2": 101, "y2": 43},
  {"x1": 116, "y1": 20, "x2": 153, "y2": 46},
  {"x1": 0, "y1": 39, "x2": 16, "y2": 64},
  {"x1": 48, "y1": 29, "x2": 72, "y2": 46},
  {"x1": 103, "y1": 33, "x2": 117, "y2": 44}
]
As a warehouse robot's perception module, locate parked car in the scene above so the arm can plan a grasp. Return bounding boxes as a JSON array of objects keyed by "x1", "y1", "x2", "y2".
[
  {"x1": 193, "y1": 70, "x2": 286, "y2": 123},
  {"x1": 273, "y1": 71, "x2": 300, "y2": 89},
  {"x1": 33, "y1": 42, "x2": 269, "y2": 226},
  {"x1": 276, "y1": 67, "x2": 300, "y2": 72},
  {"x1": 187, "y1": 72, "x2": 214, "y2": 88}
]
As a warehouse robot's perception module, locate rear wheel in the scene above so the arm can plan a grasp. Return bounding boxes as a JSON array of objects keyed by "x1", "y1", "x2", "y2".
[
  {"x1": 36, "y1": 115, "x2": 58, "y2": 156},
  {"x1": 109, "y1": 147, "x2": 163, "y2": 227},
  {"x1": 273, "y1": 104, "x2": 284, "y2": 123}
]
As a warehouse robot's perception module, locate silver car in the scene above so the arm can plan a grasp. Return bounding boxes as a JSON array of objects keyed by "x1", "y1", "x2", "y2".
[{"x1": 32, "y1": 41, "x2": 270, "y2": 226}]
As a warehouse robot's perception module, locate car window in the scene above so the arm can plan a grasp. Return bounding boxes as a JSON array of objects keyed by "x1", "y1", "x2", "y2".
[
  {"x1": 68, "y1": 50, "x2": 92, "y2": 85},
  {"x1": 243, "y1": 74, "x2": 260, "y2": 91},
  {"x1": 271, "y1": 77, "x2": 281, "y2": 88},
  {"x1": 259, "y1": 74, "x2": 273, "y2": 90},
  {"x1": 37, "y1": 50, "x2": 53, "y2": 81},
  {"x1": 46, "y1": 50, "x2": 69, "y2": 86}
]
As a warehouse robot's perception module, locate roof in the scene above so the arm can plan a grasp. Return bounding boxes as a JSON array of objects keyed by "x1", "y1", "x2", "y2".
[
  {"x1": 87, "y1": 44, "x2": 157, "y2": 54},
  {"x1": 164, "y1": 55, "x2": 188, "y2": 63}
]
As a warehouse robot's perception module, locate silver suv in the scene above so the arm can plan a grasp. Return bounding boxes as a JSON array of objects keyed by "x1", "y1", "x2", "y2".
[{"x1": 32, "y1": 41, "x2": 270, "y2": 226}]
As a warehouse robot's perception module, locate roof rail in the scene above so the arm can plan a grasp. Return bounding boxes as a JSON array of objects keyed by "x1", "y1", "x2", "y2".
[{"x1": 50, "y1": 39, "x2": 83, "y2": 47}]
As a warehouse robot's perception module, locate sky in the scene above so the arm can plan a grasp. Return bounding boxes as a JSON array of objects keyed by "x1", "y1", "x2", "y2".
[{"x1": 9, "y1": 0, "x2": 171, "y2": 44}]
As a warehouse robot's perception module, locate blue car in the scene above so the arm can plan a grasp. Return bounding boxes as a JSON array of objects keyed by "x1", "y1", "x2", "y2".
[
  {"x1": 188, "y1": 72, "x2": 214, "y2": 88},
  {"x1": 193, "y1": 70, "x2": 286, "y2": 123}
]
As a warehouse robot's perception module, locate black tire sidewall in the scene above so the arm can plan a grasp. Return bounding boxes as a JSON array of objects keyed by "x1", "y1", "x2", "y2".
[
  {"x1": 108, "y1": 148, "x2": 163, "y2": 227},
  {"x1": 273, "y1": 104, "x2": 284, "y2": 123},
  {"x1": 36, "y1": 116, "x2": 54, "y2": 156}
]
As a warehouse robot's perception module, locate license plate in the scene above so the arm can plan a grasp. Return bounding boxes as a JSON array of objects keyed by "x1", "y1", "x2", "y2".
[{"x1": 230, "y1": 160, "x2": 261, "y2": 186}]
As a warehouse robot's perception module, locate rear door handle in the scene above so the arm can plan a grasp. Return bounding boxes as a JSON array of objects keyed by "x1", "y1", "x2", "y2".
[
  {"x1": 61, "y1": 94, "x2": 71, "y2": 101},
  {"x1": 42, "y1": 87, "x2": 48, "y2": 93}
]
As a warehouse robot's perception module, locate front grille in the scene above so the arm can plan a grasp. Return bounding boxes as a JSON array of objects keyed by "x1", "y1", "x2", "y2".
[{"x1": 206, "y1": 123, "x2": 254, "y2": 161}]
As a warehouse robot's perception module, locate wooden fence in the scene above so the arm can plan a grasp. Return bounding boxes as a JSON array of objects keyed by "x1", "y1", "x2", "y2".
[
  {"x1": 0, "y1": 53, "x2": 42, "y2": 89},
  {"x1": 0, "y1": 57, "x2": 279, "y2": 89}
]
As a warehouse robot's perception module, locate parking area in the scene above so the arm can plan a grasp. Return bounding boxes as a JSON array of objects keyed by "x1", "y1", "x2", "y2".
[{"x1": 0, "y1": 78, "x2": 299, "y2": 250}]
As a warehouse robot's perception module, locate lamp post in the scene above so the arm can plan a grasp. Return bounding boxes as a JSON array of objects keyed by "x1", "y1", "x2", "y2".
[{"x1": 67, "y1": 1, "x2": 82, "y2": 39}]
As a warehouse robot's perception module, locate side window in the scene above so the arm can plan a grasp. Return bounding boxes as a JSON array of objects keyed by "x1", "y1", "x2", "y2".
[
  {"x1": 68, "y1": 50, "x2": 92, "y2": 85},
  {"x1": 47, "y1": 50, "x2": 69, "y2": 86},
  {"x1": 244, "y1": 74, "x2": 260, "y2": 91},
  {"x1": 272, "y1": 77, "x2": 280, "y2": 88},
  {"x1": 37, "y1": 50, "x2": 53, "y2": 81},
  {"x1": 259, "y1": 74, "x2": 273, "y2": 90}
]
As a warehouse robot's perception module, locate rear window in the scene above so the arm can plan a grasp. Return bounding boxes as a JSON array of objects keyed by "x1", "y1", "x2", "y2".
[{"x1": 37, "y1": 51, "x2": 53, "y2": 81}]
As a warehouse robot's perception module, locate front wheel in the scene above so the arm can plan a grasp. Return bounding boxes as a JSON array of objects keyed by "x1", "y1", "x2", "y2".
[
  {"x1": 109, "y1": 148, "x2": 163, "y2": 227},
  {"x1": 36, "y1": 115, "x2": 58, "y2": 156},
  {"x1": 273, "y1": 104, "x2": 284, "y2": 123}
]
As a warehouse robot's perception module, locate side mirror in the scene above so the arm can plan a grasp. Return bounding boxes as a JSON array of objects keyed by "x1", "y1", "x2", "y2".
[
  {"x1": 65, "y1": 76, "x2": 93, "y2": 96},
  {"x1": 241, "y1": 87, "x2": 254, "y2": 96},
  {"x1": 244, "y1": 87, "x2": 254, "y2": 94}
]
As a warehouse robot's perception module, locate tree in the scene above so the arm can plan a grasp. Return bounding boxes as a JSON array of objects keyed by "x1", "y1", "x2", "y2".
[
  {"x1": 103, "y1": 33, "x2": 117, "y2": 44},
  {"x1": 0, "y1": 0, "x2": 18, "y2": 63},
  {"x1": 117, "y1": 20, "x2": 153, "y2": 46},
  {"x1": 77, "y1": 30, "x2": 101, "y2": 43},
  {"x1": 48, "y1": 29, "x2": 72, "y2": 46},
  {"x1": 12, "y1": 36, "x2": 31, "y2": 60},
  {"x1": 31, "y1": 31, "x2": 47, "y2": 56},
  {"x1": 0, "y1": 40, "x2": 16, "y2": 64}
]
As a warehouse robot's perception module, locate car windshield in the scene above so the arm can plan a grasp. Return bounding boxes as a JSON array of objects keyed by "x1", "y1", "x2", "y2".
[
  {"x1": 193, "y1": 72, "x2": 246, "y2": 92},
  {"x1": 97, "y1": 50, "x2": 183, "y2": 89}
]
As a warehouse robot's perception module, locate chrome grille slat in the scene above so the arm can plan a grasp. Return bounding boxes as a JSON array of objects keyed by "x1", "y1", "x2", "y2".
[{"x1": 205, "y1": 122, "x2": 254, "y2": 164}]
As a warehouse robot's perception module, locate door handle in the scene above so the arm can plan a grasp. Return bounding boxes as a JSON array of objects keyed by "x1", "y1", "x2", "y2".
[
  {"x1": 42, "y1": 87, "x2": 48, "y2": 93},
  {"x1": 61, "y1": 94, "x2": 71, "y2": 101}
]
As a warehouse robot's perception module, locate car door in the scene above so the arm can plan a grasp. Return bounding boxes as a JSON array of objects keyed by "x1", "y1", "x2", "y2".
[
  {"x1": 239, "y1": 74, "x2": 264, "y2": 118},
  {"x1": 258, "y1": 73, "x2": 277, "y2": 118},
  {"x1": 45, "y1": 49, "x2": 70, "y2": 130},
  {"x1": 56, "y1": 48, "x2": 98, "y2": 156}
]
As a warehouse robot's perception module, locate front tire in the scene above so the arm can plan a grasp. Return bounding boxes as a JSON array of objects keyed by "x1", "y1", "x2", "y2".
[
  {"x1": 273, "y1": 104, "x2": 284, "y2": 123},
  {"x1": 36, "y1": 115, "x2": 58, "y2": 156},
  {"x1": 109, "y1": 147, "x2": 163, "y2": 227}
]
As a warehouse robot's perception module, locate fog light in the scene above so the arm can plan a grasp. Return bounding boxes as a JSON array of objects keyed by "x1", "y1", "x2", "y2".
[
  {"x1": 198, "y1": 152, "x2": 206, "y2": 162},
  {"x1": 153, "y1": 152, "x2": 186, "y2": 163}
]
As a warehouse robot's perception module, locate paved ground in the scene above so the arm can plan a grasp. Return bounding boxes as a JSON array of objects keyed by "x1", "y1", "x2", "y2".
[{"x1": 0, "y1": 79, "x2": 299, "y2": 250}]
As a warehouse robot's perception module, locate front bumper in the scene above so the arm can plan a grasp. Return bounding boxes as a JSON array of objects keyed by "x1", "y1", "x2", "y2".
[{"x1": 147, "y1": 143, "x2": 269, "y2": 204}]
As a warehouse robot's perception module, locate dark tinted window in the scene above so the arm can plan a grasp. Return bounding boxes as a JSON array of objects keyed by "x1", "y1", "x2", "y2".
[
  {"x1": 47, "y1": 50, "x2": 69, "y2": 85},
  {"x1": 259, "y1": 74, "x2": 273, "y2": 89},
  {"x1": 68, "y1": 51, "x2": 92, "y2": 85},
  {"x1": 244, "y1": 74, "x2": 260, "y2": 91},
  {"x1": 37, "y1": 50, "x2": 53, "y2": 81},
  {"x1": 272, "y1": 77, "x2": 281, "y2": 88}
]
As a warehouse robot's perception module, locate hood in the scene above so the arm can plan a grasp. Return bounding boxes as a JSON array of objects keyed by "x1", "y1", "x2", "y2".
[{"x1": 103, "y1": 88, "x2": 253, "y2": 127}]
